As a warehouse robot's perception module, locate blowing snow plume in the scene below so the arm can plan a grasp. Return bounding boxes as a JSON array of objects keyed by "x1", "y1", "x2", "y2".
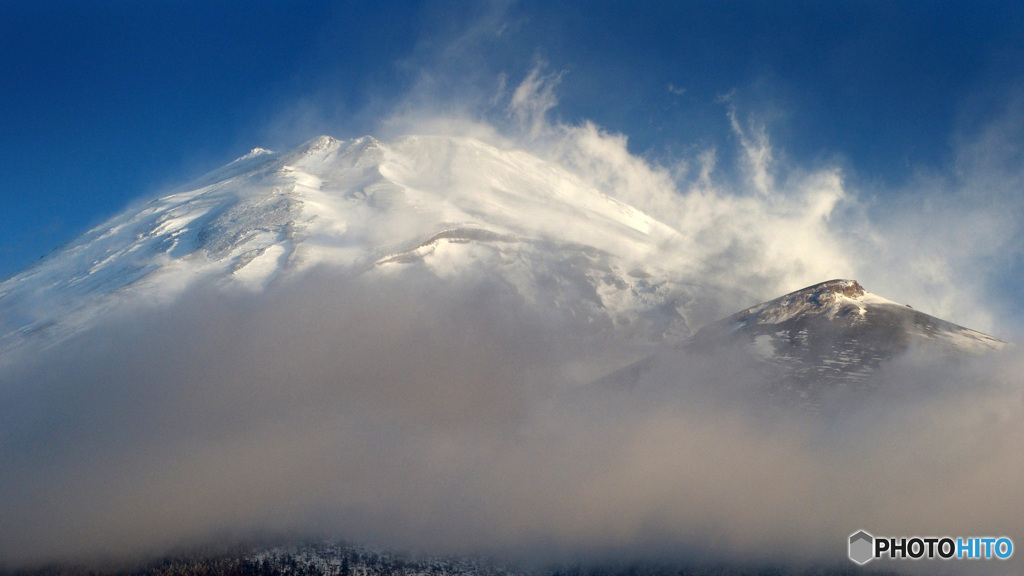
[{"x1": 1, "y1": 127, "x2": 1024, "y2": 576}]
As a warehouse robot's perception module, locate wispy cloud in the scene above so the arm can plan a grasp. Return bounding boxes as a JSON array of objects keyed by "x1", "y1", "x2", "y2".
[{"x1": 508, "y1": 64, "x2": 564, "y2": 139}]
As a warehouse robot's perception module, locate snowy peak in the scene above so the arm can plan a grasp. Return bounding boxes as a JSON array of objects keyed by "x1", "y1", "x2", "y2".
[
  {"x1": 303, "y1": 134, "x2": 342, "y2": 152},
  {"x1": 721, "y1": 278, "x2": 965, "y2": 332},
  {"x1": 725, "y1": 279, "x2": 891, "y2": 329},
  {"x1": 596, "y1": 279, "x2": 1007, "y2": 406},
  {"x1": 702, "y1": 279, "x2": 1004, "y2": 354},
  {"x1": 690, "y1": 279, "x2": 1006, "y2": 392},
  {"x1": 285, "y1": 134, "x2": 346, "y2": 162}
]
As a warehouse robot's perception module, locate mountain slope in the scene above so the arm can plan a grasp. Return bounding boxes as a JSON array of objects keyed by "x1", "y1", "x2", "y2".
[{"x1": 0, "y1": 135, "x2": 699, "y2": 360}]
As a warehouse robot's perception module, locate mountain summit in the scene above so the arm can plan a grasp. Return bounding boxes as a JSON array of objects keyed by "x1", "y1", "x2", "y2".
[{"x1": 695, "y1": 278, "x2": 1003, "y2": 354}]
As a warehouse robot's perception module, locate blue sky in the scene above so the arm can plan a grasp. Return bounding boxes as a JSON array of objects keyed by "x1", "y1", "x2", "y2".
[{"x1": 3, "y1": 0, "x2": 1024, "y2": 307}]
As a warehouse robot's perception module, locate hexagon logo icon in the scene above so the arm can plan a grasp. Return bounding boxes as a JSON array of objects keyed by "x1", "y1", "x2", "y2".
[{"x1": 849, "y1": 530, "x2": 874, "y2": 565}]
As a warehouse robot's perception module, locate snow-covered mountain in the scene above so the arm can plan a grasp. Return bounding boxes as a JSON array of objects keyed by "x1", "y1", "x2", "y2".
[
  {"x1": 0, "y1": 136, "x2": 1016, "y2": 573},
  {"x1": 695, "y1": 278, "x2": 1003, "y2": 353},
  {"x1": 595, "y1": 279, "x2": 1006, "y2": 405},
  {"x1": 0, "y1": 135, "x2": 700, "y2": 360},
  {"x1": 2, "y1": 135, "x2": 1006, "y2": 398}
]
